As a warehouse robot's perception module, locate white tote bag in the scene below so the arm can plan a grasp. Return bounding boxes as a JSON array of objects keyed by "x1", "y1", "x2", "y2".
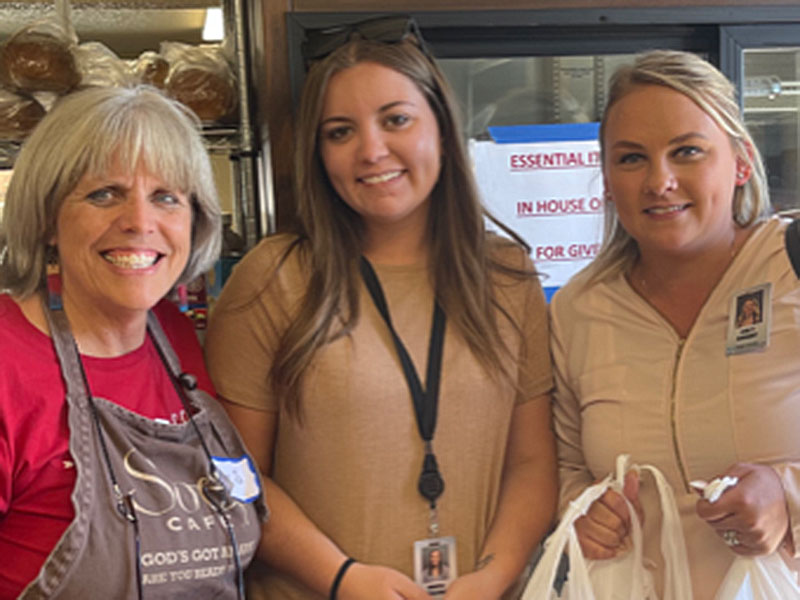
[
  {"x1": 521, "y1": 455, "x2": 693, "y2": 600},
  {"x1": 714, "y1": 553, "x2": 800, "y2": 599}
]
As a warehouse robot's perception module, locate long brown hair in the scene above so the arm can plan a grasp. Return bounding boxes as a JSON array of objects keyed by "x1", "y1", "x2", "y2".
[{"x1": 275, "y1": 36, "x2": 535, "y2": 417}]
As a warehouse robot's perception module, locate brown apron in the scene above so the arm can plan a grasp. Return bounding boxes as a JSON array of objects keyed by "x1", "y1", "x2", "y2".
[{"x1": 19, "y1": 307, "x2": 267, "y2": 599}]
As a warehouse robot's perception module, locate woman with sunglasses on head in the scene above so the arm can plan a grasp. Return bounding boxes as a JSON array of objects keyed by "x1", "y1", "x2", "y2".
[
  {"x1": 551, "y1": 50, "x2": 800, "y2": 597},
  {"x1": 0, "y1": 85, "x2": 266, "y2": 599},
  {"x1": 206, "y1": 16, "x2": 557, "y2": 600}
]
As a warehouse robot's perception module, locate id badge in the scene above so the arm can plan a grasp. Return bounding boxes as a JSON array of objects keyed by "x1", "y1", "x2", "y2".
[
  {"x1": 725, "y1": 283, "x2": 771, "y2": 355},
  {"x1": 413, "y1": 536, "x2": 457, "y2": 596}
]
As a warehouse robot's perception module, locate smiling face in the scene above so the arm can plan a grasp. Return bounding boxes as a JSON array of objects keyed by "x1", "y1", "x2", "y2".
[
  {"x1": 429, "y1": 549, "x2": 441, "y2": 567},
  {"x1": 53, "y1": 159, "x2": 193, "y2": 324},
  {"x1": 741, "y1": 298, "x2": 759, "y2": 322},
  {"x1": 602, "y1": 84, "x2": 749, "y2": 261},
  {"x1": 318, "y1": 61, "x2": 442, "y2": 246}
]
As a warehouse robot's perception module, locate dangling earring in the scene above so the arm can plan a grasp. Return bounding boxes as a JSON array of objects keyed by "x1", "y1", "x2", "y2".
[{"x1": 46, "y1": 246, "x2": 63, "y2": 311}]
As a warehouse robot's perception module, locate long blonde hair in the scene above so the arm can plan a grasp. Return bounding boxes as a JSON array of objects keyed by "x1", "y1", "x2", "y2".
[
  {"x1": 581, "y1": 49, "x2": 770, "y2": 285},
  {"x1": 273, "y1": 35, "x2": 535, "y2": 417}
]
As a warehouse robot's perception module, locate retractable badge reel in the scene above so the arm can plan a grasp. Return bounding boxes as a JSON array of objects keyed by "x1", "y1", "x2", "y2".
[
  {"x1": 358, "y1": 257, "x2": 458, "y2": 594},
  {"x1": 419, "y1": 442, "x2": 444, "y2": 536}
]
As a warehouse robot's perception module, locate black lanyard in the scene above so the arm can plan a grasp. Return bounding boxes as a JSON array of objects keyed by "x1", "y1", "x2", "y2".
[{"x1": 359, "y1": 257, "x2": 446, "y2": 510}]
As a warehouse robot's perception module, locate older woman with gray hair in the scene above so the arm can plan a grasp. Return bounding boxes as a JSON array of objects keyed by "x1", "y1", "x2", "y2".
[{"x1": 0, "y1": 85, "x2": 265, "y2": 599}]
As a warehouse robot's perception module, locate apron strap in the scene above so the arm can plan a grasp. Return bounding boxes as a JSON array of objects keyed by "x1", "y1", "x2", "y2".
[
  {"x1": 43, "y1": 298, "x2": 183, "y2": 396},
  {"x1": 145, "y1": 310, "x2": 184, "y2": 380},
  {"x1": 42, "y1": 297, "x2": 89, "y2": 401}
]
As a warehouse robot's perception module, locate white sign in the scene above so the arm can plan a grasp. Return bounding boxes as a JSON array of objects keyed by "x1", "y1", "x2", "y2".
[{"x1": 470, "y1": 125, "x2": 605, "y2": 298}]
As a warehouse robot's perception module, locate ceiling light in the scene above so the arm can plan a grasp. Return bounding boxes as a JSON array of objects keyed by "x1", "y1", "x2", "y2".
[{"x1": 202, "y1": 7, "x2": 224, "y2": 42}]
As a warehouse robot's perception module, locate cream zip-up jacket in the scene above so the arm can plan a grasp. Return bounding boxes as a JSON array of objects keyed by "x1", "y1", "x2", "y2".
[{"x1": 551, "y1": 217, "x2": 800, "y2": 599}]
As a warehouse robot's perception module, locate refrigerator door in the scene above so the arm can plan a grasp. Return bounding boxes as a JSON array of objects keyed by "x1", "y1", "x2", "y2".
[
  {"x1": 723, "y1": 24, "x2": 800, "y2": 215},
  {"x1": 742, "y1": 47, "x2": 800, "y2": 214}
]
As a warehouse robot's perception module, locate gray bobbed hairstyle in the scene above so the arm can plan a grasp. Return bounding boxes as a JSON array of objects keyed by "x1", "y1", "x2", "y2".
[{"x1": 0, "y1": 84, "x2": 221, "y2": 298}]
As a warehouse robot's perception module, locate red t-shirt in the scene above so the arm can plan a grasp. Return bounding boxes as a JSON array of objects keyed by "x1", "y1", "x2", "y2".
[{"x1": 0, "y1": 296, "x2": 215, "y2": 598}]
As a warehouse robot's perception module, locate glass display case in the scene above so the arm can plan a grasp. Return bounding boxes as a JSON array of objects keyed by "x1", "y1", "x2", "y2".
[
  {"x1": 439, "y1": 54, "x2": 637, "y2": 137},
  {"x1": 719, "y1": 24, "x2": 800, "y2": 215},
  {"x1": 742, "y1": 48, "x2": 800, "y2": 213}
]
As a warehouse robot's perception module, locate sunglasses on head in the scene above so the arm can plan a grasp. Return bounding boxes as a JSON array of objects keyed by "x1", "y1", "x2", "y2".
[{"x1": 301, "y1": 15, "x2": 432, "y2": 66}]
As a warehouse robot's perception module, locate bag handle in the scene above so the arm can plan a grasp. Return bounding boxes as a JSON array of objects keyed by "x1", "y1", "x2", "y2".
[
  {"x1": 523, "y1": 456, "x2": 693, "y2": 600},
  {"x1": 638, "y1": 465, "x2": 693, "y2": 600},
  {"x1": 522, "y1": 473, "x2": 613, "y2": 599},
  {"x1": 523, "y1": 456, "x2": 647, "y2": 600}
]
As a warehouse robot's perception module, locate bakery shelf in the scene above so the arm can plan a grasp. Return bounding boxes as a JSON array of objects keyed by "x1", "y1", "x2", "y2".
[{"x1": 0, "y1": 0, "x2": 270, "y2": 248}]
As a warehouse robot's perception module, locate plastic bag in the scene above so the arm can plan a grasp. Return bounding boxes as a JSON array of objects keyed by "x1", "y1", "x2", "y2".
[
  {"x1": 0, "y1": 0, "x2": 79, "y2": 94},
  {"x1": 161, "y1": 41, "x2": 237, "y2": 123},
  {"x1": 521, "y1": 455, "x2": 692, "y2": 600},
  {"x1": 74, "y1": 41, "x2": 134, "y2": 88},
  {"x1": 0, "y1": 87, "x2": 45, "y2": 140},
  {"x1": 132, "y1": 50, "x2": 169, "y2": 89},
  {"x1": 714, "y1": 553, "x2": 800, "y2": 599}
]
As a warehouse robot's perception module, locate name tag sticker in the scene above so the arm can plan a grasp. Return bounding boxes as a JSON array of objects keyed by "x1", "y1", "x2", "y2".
[
  {"x1": 211, "y1": 455, "x2": 261, "y2": 503},
  {"x1": 726, "y1": 283, "x2": 771, "y2": 355}
]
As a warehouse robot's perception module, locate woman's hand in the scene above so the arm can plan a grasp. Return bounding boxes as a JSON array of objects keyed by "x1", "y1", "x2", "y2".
[
  {"x1": 574, "y1": 471, "x2": 643, "y2": 560},
  {"x1": 695, "y1": 463, "x2": 789, "y2": 556},
  {"x1": 338, "y1": 563, "x2": 433, "y2": 600}
]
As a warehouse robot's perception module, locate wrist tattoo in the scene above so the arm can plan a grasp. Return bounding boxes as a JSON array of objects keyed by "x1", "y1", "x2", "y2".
[{"x1": 474, "y1": 553, "x2": 495, "y2": 571}]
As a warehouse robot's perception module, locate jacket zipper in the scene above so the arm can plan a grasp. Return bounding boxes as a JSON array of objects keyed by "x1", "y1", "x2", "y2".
[{"x1": 670, "y1": 338, "x2": 691, "y2": 493}]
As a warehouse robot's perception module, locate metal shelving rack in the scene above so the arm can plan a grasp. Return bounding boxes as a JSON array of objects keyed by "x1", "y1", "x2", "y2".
[
  {"x1": 0, "y1": 0, "x2": 272, "y2": 247},
  {"x1": 223, "y1": 0, "x2": 271, "y2": 246}
]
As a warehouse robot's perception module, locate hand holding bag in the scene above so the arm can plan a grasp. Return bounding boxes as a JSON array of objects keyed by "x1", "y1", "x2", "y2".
[
  {"x1": 521, "y1": 455, "x2": 692, "y2": 600},
  {"x1": 697, "y1": 474, "x2": 800, "y2": 600}
]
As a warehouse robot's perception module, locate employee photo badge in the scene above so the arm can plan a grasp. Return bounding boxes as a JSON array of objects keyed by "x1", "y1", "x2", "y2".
[
  {"x1": 726, "y1": 283, "x2": 771, "y2": 355},
  {"x1": 414, "y1": 536, "x2": 457, "y2": 596}
]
